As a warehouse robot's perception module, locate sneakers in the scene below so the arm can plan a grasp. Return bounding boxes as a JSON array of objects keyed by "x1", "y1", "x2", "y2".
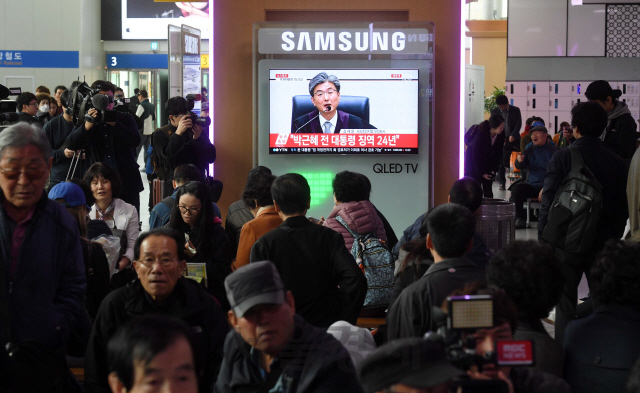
[
  {"x1": 499, "y1": 184, "x2": 506, "y2": 190},
  {"x1": 515, "y1": 219, "x2": 526, "y2": 229}
]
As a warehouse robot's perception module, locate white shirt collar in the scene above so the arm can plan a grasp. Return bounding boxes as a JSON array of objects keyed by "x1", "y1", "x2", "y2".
[{"x1": 320, "y1": 111, "x2": 338, "y2": 132}]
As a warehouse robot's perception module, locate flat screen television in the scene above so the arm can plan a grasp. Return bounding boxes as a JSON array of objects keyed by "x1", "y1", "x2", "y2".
[
  {"x1": 269, "y1": 68, "x2": 419, "y2": 155},
  {"x1": 121, "y1": 0, "x2": 210, "y2": 40}
]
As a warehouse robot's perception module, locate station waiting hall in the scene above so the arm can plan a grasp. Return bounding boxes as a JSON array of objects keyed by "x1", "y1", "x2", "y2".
[{"x1": 1, "y1": 0, "x2": 640, "y2": 392}]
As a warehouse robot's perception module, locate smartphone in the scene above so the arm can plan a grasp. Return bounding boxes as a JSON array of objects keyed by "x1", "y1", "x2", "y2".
[{"x1": 308, "y1": 217, "x2": 321, "y2": 224}]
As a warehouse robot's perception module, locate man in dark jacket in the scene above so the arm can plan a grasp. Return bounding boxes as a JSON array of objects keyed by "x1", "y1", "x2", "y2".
[
  {"x1": 84, "y1": 228, "x2": 229, "y2": 393},
  {"x1": 66, "y1": 80, "x2": 143, "y2": 214},
  {"x1": 13, "y1": 91, "x2": 41, "y2": 125},
  {"x1": 585, "y1": 80, "x2": 638, "y2": 165},
  {"x1": 487, "y1": 240, "x2": 565, "y2": 377},
  {"x1": 42, "y1": 89, "x2": 80, "y2": 191},
  {"x1": 250, "y1": 173, "x2": 367, "y2": 328},
  {"x1": 492, "y1": 94, "x2": 522, "y2": 190},
  {"x1": 216, "y1": 261, "x2": 363, "y2": 393},
  {"x1": 387, "y1": 203, "x2": 485, "y2": 340},
  {"x1": 392, "y1": 177, "x2": 490, "y2": 271},
  {"x1": 0, "y1": 123, "x2": 86, "y2": 391},
  {"x1": 152, "y1": 96, "x2": 216, "y2": 197},
  {"x1": 564, "y1": 240, "x2": 640, "y2": 393},
  {"x1": 512, "y1": 125, "x2": 557, "y2": 229},
  {"x1": 538, "y1": 101, "x2": 628, "y2": 345}
]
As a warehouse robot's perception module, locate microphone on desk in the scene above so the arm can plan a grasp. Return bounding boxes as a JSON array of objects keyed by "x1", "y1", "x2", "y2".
[{"x1": 293, "y1": 106, "x2": 331, "y2": 134}]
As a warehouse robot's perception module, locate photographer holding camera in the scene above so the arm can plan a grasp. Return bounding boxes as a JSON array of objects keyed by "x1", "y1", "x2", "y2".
[
  {"x1": 151, "y1": 96, "x2": 216, "y2": 197},
  {"x1": 66, "y1": 80, "x2": 143, "y2": 214},
  {"x1": 437, "y1": 285, "x2": 571, "y2": 393}
]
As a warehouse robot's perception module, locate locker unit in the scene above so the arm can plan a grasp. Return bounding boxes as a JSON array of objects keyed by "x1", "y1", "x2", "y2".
[
  {"x1": 505, "y1": 80, "x2": 640, "y2": 135},
  {"x1": 549, "y1": 82, "x2": 572, "y2": 97}
]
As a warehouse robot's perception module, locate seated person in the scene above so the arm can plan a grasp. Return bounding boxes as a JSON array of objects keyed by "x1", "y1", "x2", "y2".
[
  {"x1": 387, "y1": 203, "x2": 485, "y2": 340},
  {"x1": 520, "y1": 118, "x2": 544, "y2": 154},
  {"x1": 85, "y1": 228, "x2": 229, "y2": 393},
  {"x1": 323, "y1": 171, "x2": 387, "y2": 251},
  {"x1": 323, "y1": 171, "x2": 391, "y2": 311},
  {"x1": 107, "y1": 315, "x2": 199, "y2": 393},
  {"x1": 442, "y1": 285, "x2": 571, "y2": 393},
  {"x1": 487, "y1": 240, "x2": 565, "y2": 377},
  {"x1": 519, "y1": 116, "x2": 535, "y2": 152},
  {"x1": 84, "y1": 162, "x2": 140, "y2": 271},
  {"x1": 291, "y1": 72, "x2": 376, "y2": 134},
  {"x1": 392, "y1": 177, "x2": 489, "y2": 295},
  {"x1": 556, "y1": 122, "x2": 576, "y2": 149},
  {"x1": 512, "y1": 125, "x2": 557, "y2": 229},
  {"x1": 564, "y1": 240, "x2": 640, "y2": 393},
  {"x1": 233, "y1": 170, "x2": 280, "y2": 270},
  {"x1": 250, "y1": 173, "x2": 367, "y2": 327},
  {"x1": 225, "y1": 166, "x2": 272, "y2": 259},
  {"x1": 358, "y1": 173, "x2": 398, "y2": 250},
  {"x1": 48, "y1": 182, "x2": 111, "y2": 321},
  {"x1": 357, "y1": 337, "x2": 463, "y2": 393},
  {"x1": 149, "y1": 164, "x2": 221, "y2": 229},
  {"x1": 216, "y1": 261, "x2": 364, "y2": 393},
  {"x1": 168, "y1": 181, "x2": 232, "y2": 309}
]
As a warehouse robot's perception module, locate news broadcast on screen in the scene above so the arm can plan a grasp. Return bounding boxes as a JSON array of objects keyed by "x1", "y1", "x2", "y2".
[{"x1": 269, "y1": 69, "x2": 419, "y2": 155}]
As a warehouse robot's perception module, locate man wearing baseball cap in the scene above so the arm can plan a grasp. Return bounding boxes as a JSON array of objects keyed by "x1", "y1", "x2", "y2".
[
  {"x1": 357, "y1": 337, "x2": 463, "y2": 393},
  {"x1": 585, "y1": 80, "x2": 638, "y2": 163},
  {"x1": 512, "y1": 125, "x2": 557, "y2": 229},
  {"x1": 216, "y1": 260, "x2": 363, "y2": 393}
]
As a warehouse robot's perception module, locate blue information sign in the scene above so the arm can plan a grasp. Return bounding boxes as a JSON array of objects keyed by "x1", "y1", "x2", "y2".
[
  {"x1": 107, "y1": 54, "x2": 168, "y2": 69},
  {"x1": 0, "y1": 50, "x2": 79, "y2": 68}
]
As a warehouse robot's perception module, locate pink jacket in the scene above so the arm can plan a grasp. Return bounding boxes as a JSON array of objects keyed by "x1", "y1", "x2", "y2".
[{"x1": 324, "y1": 200, "x2": 387, "y2": 251}]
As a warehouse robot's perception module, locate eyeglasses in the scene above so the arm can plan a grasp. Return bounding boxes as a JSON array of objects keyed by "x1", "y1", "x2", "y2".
[
  {"x1": 0, "y1": 166, "x2": 47, "y2": 180},
  {"x1": 28, "y1": 102, "x2": 38, "y2": 107},
  {"x1": 137, "y1": 257, "x2": 179, "y2": 267},
  {"x1": 178, "y1": 205, "x2": 201, "y2": 215},
  {"x1": 314, "y1": 89, "x2": 336, "y2": 98}
]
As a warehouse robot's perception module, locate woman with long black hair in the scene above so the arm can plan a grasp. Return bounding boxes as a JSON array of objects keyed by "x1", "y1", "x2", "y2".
[{"x1": 169, "y1": 181, "x2": 232, "y2": 309}]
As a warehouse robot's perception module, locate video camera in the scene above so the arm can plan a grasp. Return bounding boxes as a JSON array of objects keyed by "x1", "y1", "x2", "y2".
[
  {"x1": 427, "y1": 295, "x2": 535, "y2": 392},
  {"x1": 68, "y1": 82, "x2": 117, "y2": 127},
  {"x1": 0, "y1": 84, "x2": 20, "y2": 127},
  {"x1": 185, "y1": 94, "x2": 211, "y2": 128}
]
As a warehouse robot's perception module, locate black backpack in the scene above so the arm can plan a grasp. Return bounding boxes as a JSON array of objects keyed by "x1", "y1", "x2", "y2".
[{"x1": 542, "y1": 147, "x2": 603, "y2": 253}]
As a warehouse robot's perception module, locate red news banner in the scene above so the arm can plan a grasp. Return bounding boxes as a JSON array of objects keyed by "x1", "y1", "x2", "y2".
[{"x1": 271, "y1": 133, "x2": 418, "y2": 148}]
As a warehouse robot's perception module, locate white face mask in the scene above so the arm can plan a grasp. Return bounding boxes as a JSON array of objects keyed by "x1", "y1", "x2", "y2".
[{"x1": 39, "y1": 104, "x2": 49, "y2": 113}]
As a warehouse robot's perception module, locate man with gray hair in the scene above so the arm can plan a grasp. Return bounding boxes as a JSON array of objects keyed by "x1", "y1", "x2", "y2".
[
  {"x1": 291, "y1": 71, "x2": 376, "y2": 134},
  {"x1": 0, "y1": 122, "x2": 86, "y2": 390}
]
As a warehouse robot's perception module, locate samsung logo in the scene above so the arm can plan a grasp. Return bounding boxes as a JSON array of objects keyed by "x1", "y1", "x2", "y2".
[{"x1": 281, "y1": 31, "x2": 420, "y2": 52}]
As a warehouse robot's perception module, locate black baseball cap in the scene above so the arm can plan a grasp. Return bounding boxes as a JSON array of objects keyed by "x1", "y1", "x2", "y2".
[
  {"x1": 585, "y1": 80, "x2": 622, "y2": 102},
  {"x1": 224, "y1": 260, "x2": 285, "y2": 318},
  {"x1": 357, "y1": 337, "x2": 464, "y2": 393}
]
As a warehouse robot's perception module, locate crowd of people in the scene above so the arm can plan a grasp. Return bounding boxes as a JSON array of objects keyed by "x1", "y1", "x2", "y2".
[{"x1": 1, "y1": 77, "x2": 640, "y2": 393}]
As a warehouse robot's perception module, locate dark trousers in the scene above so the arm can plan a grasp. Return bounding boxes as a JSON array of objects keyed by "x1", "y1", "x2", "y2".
[
  {"x1": 480, "y1": 177, "x2": 494, "y2": 198},
  {"x1": 511, "y1": 182, "x2": 542, "y2": 220},
  {"x1": 135, "y1": 134, "x2": 151, "y2": 164},
  {"x1": 497, "y1": 140, "x2": 519, "y2": 185},
  {"x1": 120, "y1": 188, "x2": 141, "y2": 219},
  {"x1": 553, "y1": 248, "x2": 598, "y2": 345}
]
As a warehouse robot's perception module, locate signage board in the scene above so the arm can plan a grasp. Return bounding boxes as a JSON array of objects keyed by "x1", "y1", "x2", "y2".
[
  {"x1": 258, "y1": 28, "x2": 432, "y2": 55},
  {"x1": 106, "y1": 54, "x2": 168, "y2": 69},
  {"x1": 0, "y1": 50, "x2": 79, "y2": 68}
]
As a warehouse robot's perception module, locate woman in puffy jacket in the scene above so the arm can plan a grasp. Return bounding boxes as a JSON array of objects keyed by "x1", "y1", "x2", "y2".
[{"x1": 323, "y1": 171, "x2": 387, "y2": 250}]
